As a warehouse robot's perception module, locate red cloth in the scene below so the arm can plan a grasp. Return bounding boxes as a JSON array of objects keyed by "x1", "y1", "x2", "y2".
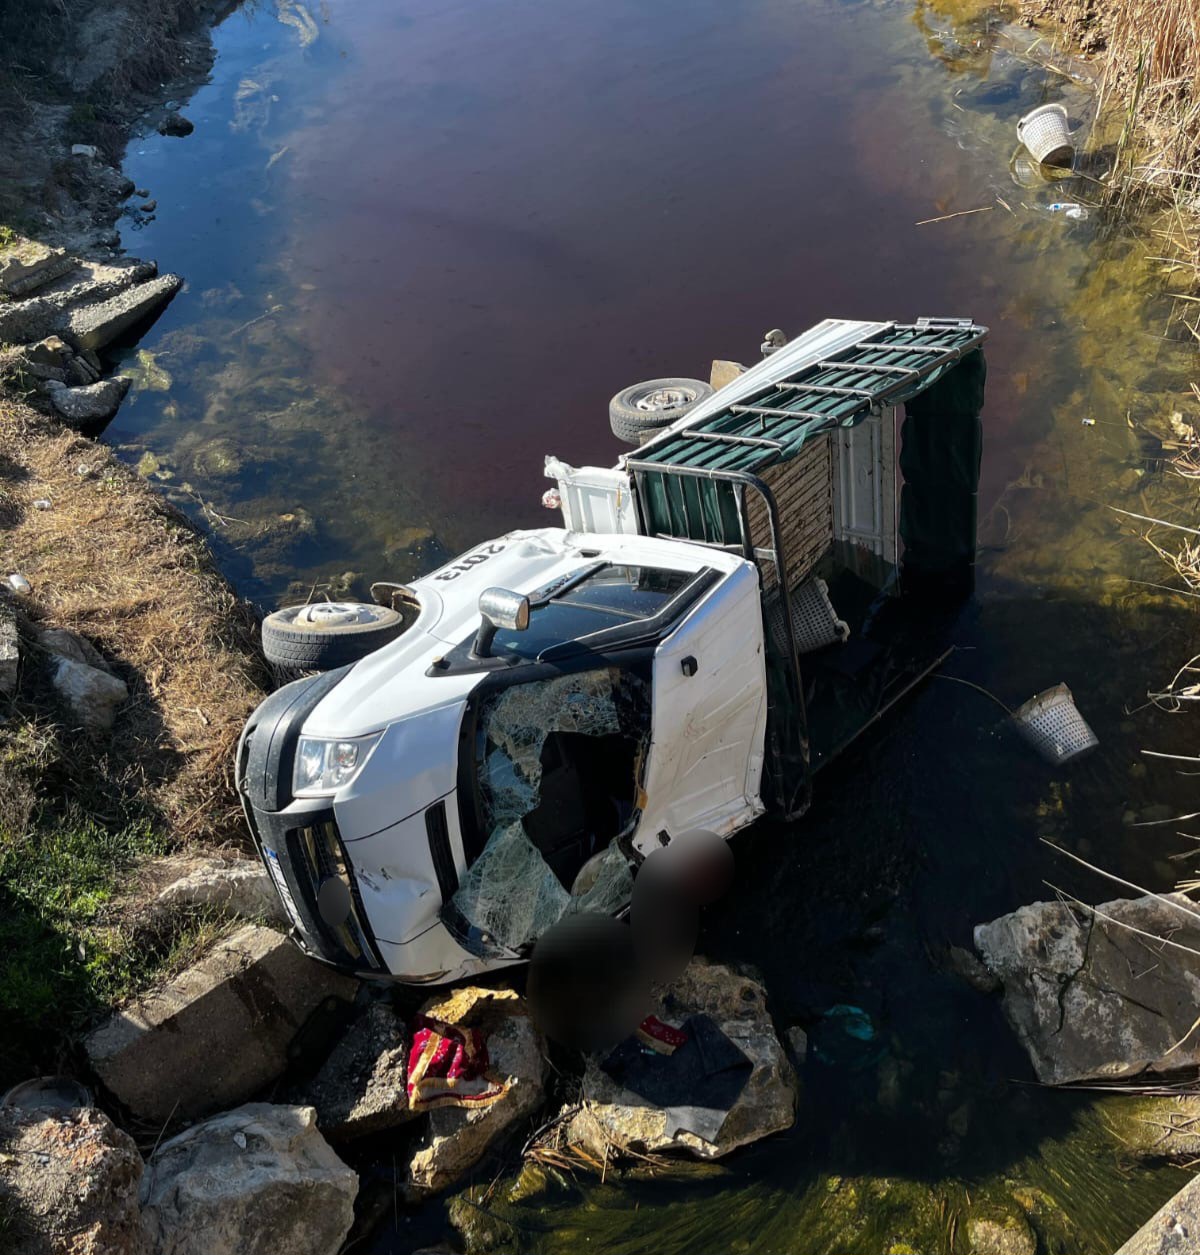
[
  {"x1": 636, "y1": 1015, "x2": 689, "y2": 1055},
  {"x1": 406, "y1": 1015, "x2": 507, "y2": 1111}
]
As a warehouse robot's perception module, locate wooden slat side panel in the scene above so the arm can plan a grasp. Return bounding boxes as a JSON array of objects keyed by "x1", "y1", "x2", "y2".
[{"x1": 745, "y1": 434, "x2": 834, "y2": 591}]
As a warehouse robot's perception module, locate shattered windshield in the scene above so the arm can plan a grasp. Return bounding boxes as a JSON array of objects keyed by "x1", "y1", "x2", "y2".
[
  {"x1": 448, "y1": 667, "x2": 651, "y2": 951},
  {"x1": 489, "y1": 564, "x2": 696, "y2": 659}
]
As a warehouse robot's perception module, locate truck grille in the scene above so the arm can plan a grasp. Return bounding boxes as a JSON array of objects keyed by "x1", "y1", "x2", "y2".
[{"x1": 285, "y1": 818, "x2": 384, "y2": 972}]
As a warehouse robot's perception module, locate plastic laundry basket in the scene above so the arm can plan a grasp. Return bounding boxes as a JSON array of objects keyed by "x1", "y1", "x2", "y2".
[
  {"x1": 1011, "y1": 683, "x2": 1098, "y2": 766},
  {"x1": 1017, "y1": 104, "x2": 1074, "y2": 167}
]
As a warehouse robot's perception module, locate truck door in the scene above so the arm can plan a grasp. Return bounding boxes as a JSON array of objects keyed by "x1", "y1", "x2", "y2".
[{"x1": 633, "y1": 562, "x2": 768, "y2": 853}]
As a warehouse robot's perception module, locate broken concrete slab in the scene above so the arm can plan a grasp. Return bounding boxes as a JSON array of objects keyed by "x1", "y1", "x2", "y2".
[
  {"x1": 152, "y1": 854, "x2": 285, "y2": 927},
  {"x1": 567, "y1": 958, "x2": 798, "y2": 1160},
  {"x1": 408, "y1": 987, "x2": 545, "y2": 1195},
  {"x1": 0, "y1": 259, "x2": 157, "y2": 347},
  {"x1": 66, "y1": 273, "x2": 181, "y2": 351},
  {"x1": 85, "y1": 925, "x2": 358, "y2": 1123},
  {"x1": 0, "y1": 237, "x2": 76, "y2": 298},
  {"x1": 1114, "y1": 1172, "x2": 1200, "y2": 1254},
  {"x1": 43, "y1": 376, "x2": 130, "y2": 426},
  {"x1": 140, "y1": 1104, "x2": 357, "y2": 1255},
  {"x1": 974, "y1": 893, "x2": 1200, "y2": 1085},
  {"x1": 51, "y1": 655, "x2": 128, "y2": 731},
  {"x1": 0, "y1": 1104, "x2": 147, "y2": 1255},
  {"x1": 292, "y1": 1001, "x2": 412, "y2": 1139}
]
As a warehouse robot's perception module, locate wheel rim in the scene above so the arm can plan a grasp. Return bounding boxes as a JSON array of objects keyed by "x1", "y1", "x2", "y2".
[
  {"x1": 293, "y1": 602, "x2": 385, "y2": 628},
  {"x1": 635, "y1": 386, "x2": 695, "y2": 413}
]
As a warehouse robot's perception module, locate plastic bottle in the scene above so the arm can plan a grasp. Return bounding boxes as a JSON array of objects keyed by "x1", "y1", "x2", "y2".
[{"x1": 1047, "y1": 201, "x2": 1089, "y2": 221}]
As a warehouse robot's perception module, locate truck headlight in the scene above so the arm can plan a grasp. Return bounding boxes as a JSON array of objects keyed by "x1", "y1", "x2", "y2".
[{"x1": 293, "y1": 733, "x2": 382, "y2": 796}]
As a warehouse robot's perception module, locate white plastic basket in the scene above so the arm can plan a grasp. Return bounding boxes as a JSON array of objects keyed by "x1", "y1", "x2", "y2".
[
  {"x1": 1011, "y1": 683, "x2": 1098, "y2": 766},
  {"x1": 768, "y1": 577, "x2": 850, "y2": 655},
  {"x1": 1017, "y1": 104, "x2": 1074, "y2": 167}
]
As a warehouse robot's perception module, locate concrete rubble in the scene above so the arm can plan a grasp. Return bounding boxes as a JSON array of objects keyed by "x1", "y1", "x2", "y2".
[
  {"x1": 0, "y1": 232, "x2": 179, "y2": 429},
  {"x1": 0, "y1": 1103, "x2": 147, "y2": 1255},
  {"x1": 408, "y1": 987, "x2": 546, "y2": 1195},
  {"x1": 292, "y1": 1000, "x2": 413, "y2": 1140},
  {"x1": 85, "y1": 924, "x2": 358, "y2": 1123},
  {"x1": 1115, "y1": 1173, "x2": 1200, "y2": 1255},
  {"x1": 566, "y1": 958, "x2": 798, "y2": 1161},
  {"x1": 975, "y1": 892, "x2": 1200, "y2": 1085},
  {"x1": 151, "y1": 853, "x2": 285, "y2": 927},
  {"x1": 139, "y1": 1104, "x2": 357, "y2": 1255}
]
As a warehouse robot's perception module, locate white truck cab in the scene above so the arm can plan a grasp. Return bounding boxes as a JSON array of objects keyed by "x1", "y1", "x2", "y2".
[{"x1": 238, "y1": 317, "x2": 988, "y2": 984}]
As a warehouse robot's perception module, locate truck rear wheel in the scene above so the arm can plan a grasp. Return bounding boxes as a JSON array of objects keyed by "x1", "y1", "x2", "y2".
[
  {"x1": 609, "y1": 377, "x2": 713, "y2": 445},
  {"x1": 261, "y1": 602, "x2": 406, "y2": 670}
]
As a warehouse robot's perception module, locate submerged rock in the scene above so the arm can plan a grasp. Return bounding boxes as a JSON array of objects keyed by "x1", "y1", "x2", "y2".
[
  {"x1": 1114, "y1": 1172, "x2": 1200, "y2": 1254},
  {"x1": 85, "y1": 924, "x2": 357, "y2": 1123},
  {"x1": 566, "y1": 958, "x2": 797, "y2": 1160},
  {"x1": 1102, "y1": 1095, "x2": 1200, "y2": 1163},
  {"x1": 139, "y1": 1104, "x2": 357, "y2": 1255},
  {"x1": 43, "y1": 375, "x2": 130, "y2": 425},
  {"x1": 967, "y1": 1209, "x2": 1037, "y2": 1255},
  {"x1": 407, "y1": 987, "x2": 545, "y2": 1195},
  {"x1": 0, "y1": 1104, "x2": 146, "y2": 1255},
  {"x1": 157, "y1": 111, "x2": 195, "y2": 137},
  {"x1": 975, "y1": 893, "x2": 1200, "y2": 1085}
]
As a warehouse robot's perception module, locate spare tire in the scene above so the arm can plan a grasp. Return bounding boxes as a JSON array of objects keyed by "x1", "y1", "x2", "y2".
[
  {"x1": 261, "y1": 601, "x2": 406, "y2": 670},
  {"x1": 609, "y1": 377, "x2": 714, "y2": 445}
]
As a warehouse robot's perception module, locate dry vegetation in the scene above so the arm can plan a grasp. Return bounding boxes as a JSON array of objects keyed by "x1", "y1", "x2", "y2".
[{"x1": 0, "y1": 395, "x2": 267, "y2": 843}]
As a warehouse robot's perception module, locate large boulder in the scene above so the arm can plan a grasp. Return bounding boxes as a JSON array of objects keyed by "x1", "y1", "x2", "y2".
[
  {"x1": 139, "y1": 1104, "x2": 357, "y2": 1255},
  {"x1": 407, "y1": 987, "x2": 545, "y2": 1195},
  {"x1": 566, "y1": 958, "x2": 797, "y2": 1160},
  {"x1": 85, "y1": 925, "x2": 358, "y2": 1123},
  {"x1": 1115, "y1": 1172, "x2": 1200, "y2": 1254},
  {"x1": 293, "y1": 1001, "x2": 413, "y2": 1139},
  {"x1": 0, "y1": 1104, "x2": 146, "y2": 1255},
  {"x1": 974, "y1": 893, "x2": 1200, "y2": 1085}
]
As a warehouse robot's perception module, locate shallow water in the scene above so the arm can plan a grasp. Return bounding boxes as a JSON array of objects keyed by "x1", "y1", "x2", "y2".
[{"x1": 109, "y1": 0, "x2": 1200, "y2": 1248}]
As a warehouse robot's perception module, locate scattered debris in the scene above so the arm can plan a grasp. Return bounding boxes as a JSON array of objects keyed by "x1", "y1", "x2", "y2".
[
  {"x1": 974, "y1": 893, "x2": 1200, "y2": 1085},
  {"x1": 85, "y1": 925, "x2": 357, "y2": 1123},
  {"x1": 139, "y1": 1104, "x2": 358, "y2": 1255},
  {"x1": 407, "y1": 987, "x2": 545, "y2": 1195},
  {"x1": 562, "y1": 959, "x2": 796, "y2": 1161},
  {"x1": 6, "y1": 574, "x2": 32, "y2": 596},
  {"x1": 1016, "y1": 103, "x2": 1075, "y2": 167}
]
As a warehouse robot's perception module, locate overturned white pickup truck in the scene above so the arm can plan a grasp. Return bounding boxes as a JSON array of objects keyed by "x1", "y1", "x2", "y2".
[{"x1": 238, "y1": 317, "x2": 988, "y2": 984}]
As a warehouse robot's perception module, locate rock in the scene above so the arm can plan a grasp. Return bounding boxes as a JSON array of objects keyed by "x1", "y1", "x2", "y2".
[
  {"x1": 1114, "y1": 1173, "x2": 1200, "y2": 1254},
  {"x1": 85, "y1": 924, "x2": 358, "y2": 1123},
  {"x1": 567, "y1": 958, "x2": 797, "y2": 1160},
  {"x1": 709, "y1": 359, "x2": 746, "y2": 390},
  {"x1": 0, "y1": 602, "x2": 19, "y2": 696},
  {"x1": 139, "y1": 1104, "x2": 357, "y2": 1255},
  {"x1": 447, "y1": 1192, "x2": 519, "y2": 1253},
  {"x1": 43, "y1": 376, "x2": 130, "y2": 425},
  {"x1": 23, "y1": 335, "x2": 71, "y2": 368},
  {"x1": 152, "y1": 854, "x2": 285, "y2": 927},
  {"x1": 407, "y1": 987, "x2": 545, "y2": 1195},
  {"x1": 158, "y1": 112, "x2": 194, "y2": 137},
  {"x1": 975, "y1": 893, "x2": 1200, "y2": 1085},
  {"x1": 70, "y1": 143, "x2": 101, "y2": 160},
  {"x1": 0, "y1": 238, "x2": 75, "y2": 298},
  {"x1": 786, "y1": 1025, "x2": 808, "y2": 1065},
  {"x1": 0, "y1": 1105, "x2": 147, "y2": 1255},
  {"x1": 68, "y1": 354, "x2": 101, "y2": 385},
  {"x1": 292, "y1": 1001, "x2": 412, "y2": 1139},
  {"x1": 51, "y1": 656, "x2": 128, "y2": 731},
  {"x1": 40, "y1": 626, "x2": 112, "y2": 672},
  {"x1": 141, "y1": 199, "x2": 157, "y2": 213},
  {"x1": 967, "y1": 1211, "x2": 1037, "y2": 1255},
  {"x1": 945, "y1": 944, "x2": 1001, "y2": 994},
  {"x1": 66, "y1": 273, "x2": 182, "y2": 351}
]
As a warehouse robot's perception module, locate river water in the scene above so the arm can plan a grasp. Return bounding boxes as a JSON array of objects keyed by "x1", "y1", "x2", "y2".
[{"x1": 110, "y1": 0, "x2": 1200, "y2": 1249}]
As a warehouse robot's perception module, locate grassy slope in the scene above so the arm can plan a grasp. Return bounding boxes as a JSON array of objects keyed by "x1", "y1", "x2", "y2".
[{"x1": 0, "y1": 395, "x2": 267, "y2": 1085}]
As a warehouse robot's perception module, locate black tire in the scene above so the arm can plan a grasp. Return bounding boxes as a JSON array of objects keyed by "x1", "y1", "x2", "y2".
[
  {"x1": 261, "y1": 602, "x2": 407, "y2": 670},
  {"x1": 609, "y1": 377, "x2": 714, "y2": 445}
]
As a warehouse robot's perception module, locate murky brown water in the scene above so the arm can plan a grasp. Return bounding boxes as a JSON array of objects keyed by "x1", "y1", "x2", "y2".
[{"x1": 108, "y1": 0, "x2": 1200, "y2": 1249}]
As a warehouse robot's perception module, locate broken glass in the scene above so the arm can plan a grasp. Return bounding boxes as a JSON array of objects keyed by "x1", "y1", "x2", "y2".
[{"x1": 449, "y1": 667, "x2": 649, "y2": 949}]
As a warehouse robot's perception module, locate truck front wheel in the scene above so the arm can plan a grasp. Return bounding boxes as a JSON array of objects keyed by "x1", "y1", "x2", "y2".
[{"x1": 609, "y1": 377, "x2": 713, "y2": 445}]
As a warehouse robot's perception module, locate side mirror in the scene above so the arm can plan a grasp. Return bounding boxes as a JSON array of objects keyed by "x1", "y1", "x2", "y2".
[{"x1": 473, "y1": 587, "x2": 530, "y2": 658}]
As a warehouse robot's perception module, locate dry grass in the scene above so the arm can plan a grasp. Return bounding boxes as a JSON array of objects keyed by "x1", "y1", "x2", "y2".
[{"x1": 0, "y1": 396, "x2": 268, "y2": 845}]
